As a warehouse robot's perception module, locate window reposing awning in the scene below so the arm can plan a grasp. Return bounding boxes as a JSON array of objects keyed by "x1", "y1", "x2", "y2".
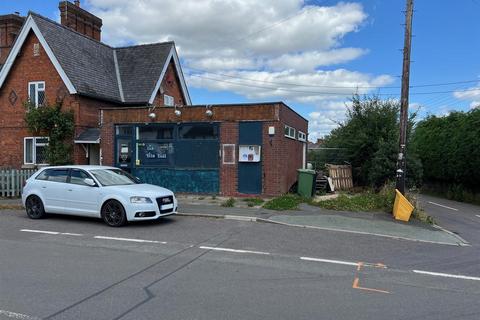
[{"x1": 74, "y1": 128, "x2": 100, "y2": 144}]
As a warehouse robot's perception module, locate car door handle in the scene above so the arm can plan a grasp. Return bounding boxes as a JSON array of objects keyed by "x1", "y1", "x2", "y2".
[
  {"x1": 67, "y1": 189, "x2": 73, "y2": 192},
  {"x1": 42, "y1": 186, "x2": 46, "y2": 189}
]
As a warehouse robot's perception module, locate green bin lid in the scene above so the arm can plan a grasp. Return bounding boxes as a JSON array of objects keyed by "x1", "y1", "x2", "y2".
[{"x1": 297, "y1": 169, "x2": 316, "y2": 174}]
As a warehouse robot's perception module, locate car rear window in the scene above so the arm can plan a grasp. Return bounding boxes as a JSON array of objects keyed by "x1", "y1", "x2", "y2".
[{"x1": 36, "y1": 169, "x2": 69, "y2": 183}]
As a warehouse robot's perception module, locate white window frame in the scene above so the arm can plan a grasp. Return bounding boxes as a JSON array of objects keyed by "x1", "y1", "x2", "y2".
[
  {"x1": 164, "y1": 94, "x2": 174, "y2": 106},
  {"x1": 298, "y1": 131, "x2": 306, "y2": 142},
  {"x1": 24, "y1": 137, "x2": 49, "y2": 165},
  {"x1": 284, "y1": 125, "x2": 296, "y2": 139},
  {"x1": 28, "y1": 81, "x2": 45, "y2": 107}
]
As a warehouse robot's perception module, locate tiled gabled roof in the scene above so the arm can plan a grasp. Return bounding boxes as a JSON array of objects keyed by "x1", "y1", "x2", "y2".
[
  {"x1": 4, "y1": 13, "x2": 184, "y2": 105},
  {"x1": 115, "y1": 43, "x2": 173, "y2": 104}
]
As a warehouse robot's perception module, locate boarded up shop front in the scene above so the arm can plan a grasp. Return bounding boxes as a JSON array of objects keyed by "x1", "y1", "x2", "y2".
[
  {"x1": 100, "y1": 103, "x2": 308, "y2": 196},
  {"x1": 115, "y1": 123, "x2": 219, "y2": 193}
]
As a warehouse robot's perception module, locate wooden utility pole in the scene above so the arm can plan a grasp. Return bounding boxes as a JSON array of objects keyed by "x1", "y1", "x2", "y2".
[{"x1": 396, "y1": 0, "x2": 414, "y2": 195}]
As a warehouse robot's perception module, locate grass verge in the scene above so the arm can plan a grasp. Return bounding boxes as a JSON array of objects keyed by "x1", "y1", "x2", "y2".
[
  {"x1": 263, "y1": 194, "x2": 304, "y2": 211},
  {"x1": 313, "y1": 189, "x2": 395, "y2": 213},
  {"x1": 242, "y1": 198, "x2": 264, "y2": 207},
  {"x1": 221, "y1": 197, "x2": 235, "y2": 207}
]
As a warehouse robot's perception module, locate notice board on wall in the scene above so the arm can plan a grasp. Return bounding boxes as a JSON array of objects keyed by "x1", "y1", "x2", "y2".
[{"x1": 238, "y1": 145, "x2": 261, "y2": 162}]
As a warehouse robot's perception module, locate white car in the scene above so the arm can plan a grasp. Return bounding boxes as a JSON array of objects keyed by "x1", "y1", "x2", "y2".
[{"x1": 21, "y1": 165, "x2": 177, "y2": 227}]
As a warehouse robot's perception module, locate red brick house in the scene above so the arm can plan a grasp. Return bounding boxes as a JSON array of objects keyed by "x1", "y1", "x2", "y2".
[{"x1": 0, "y1": 1, "x2": 308, "y2": 196}]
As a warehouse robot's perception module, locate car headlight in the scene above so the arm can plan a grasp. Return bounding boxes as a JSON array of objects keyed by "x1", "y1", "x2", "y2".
[{"x1": 130, "y1": 196, "x2": 152, "y2": 204}]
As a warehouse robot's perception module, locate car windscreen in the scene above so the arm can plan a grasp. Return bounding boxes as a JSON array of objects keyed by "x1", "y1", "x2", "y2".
[{"x1": 90, "y1": 169, "x2": 139, "y2": 186}]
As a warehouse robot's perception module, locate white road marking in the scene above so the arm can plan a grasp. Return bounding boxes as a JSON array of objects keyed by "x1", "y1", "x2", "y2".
[
  {"x1": 20, "y1": 229, "x2": 59, "y2": 235},
  {"x1": 475, "y1": 215, "x2": 480, "y2": 218},
  {"x1": 94, "y1": 236, "x2": 166, "y2": 244},
  {"x1": 199, "y1": 246, "x2": 270, "y2": 255},
  {"x1": 300, "y1": 256, "x2": 358, "y2": 267},
  {"x1": 413, "y1": 270, "x2": 480, "y2": 281},
  {"x1": 427, "y1": 201, "x2": 458, "y2": 211},
  {"x1": 20, "y1": 229, "x2": 83, "y2": 236},
  {"x1": 0, "y1": 309, "x2": 40, "y2": 320}
]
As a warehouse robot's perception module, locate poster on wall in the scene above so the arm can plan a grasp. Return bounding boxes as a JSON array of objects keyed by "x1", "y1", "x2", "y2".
[{"x1": 238, "y1": 145, "x2": 261, "y2": 162}]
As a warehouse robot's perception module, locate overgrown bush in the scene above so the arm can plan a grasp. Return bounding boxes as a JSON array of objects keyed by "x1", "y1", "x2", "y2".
[
  {"x1": 24, "y1": 102, "x2": 74, "y2": 165},
  {"x1": 221, "y1": 197, "x2": 235, "y2": 207},
  {"x1": 412, "y1": 109, "x2": 480, "y2": 197},
  {"x1": 314, "y1": 185, "x2": 395, "y2": 212},
  {"x1": 263, "y1": 194, "x2": 304, "y2": 211},
  {"x1": 324, "y1": 95, "x2": 422, "y2": 188}
]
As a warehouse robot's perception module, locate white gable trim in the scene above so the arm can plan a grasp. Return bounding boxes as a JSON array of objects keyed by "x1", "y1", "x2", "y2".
[
  {"x1": 148, "y1": 46, "x2": 192, "y2": 105},
  {"x1": 0, "y1": 15, "x2": 77, "y2": 94}
]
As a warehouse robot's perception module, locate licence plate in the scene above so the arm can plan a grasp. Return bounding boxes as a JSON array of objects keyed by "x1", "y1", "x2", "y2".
[{"x1": 161, "y1": 203, "x2": 174, "y2": 210}]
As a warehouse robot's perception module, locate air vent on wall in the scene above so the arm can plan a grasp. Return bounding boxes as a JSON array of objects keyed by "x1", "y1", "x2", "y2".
[{"x1": 33, "y1": 43, "x2": 40, "y2": 57}]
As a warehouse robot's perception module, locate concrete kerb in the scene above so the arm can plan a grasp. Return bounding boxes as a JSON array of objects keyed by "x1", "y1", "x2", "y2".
[
  {"x1": 177, "y1": 212, "x2": 467, "y2": 246},
  {"x1": 432, "y1": 224, "x2": 470, "y2": 246},
  {"x1": 2, "y1": 200, "x2": 468, "y2": 246}
]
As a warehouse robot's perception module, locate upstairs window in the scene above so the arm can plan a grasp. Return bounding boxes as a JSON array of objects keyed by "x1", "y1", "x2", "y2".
[
  {"x1": 284, "y1": 125, "x2": 296, "y2": 139},
  {"x1": 28, "y1": 81, "x2": 45, "y2": 107},
  {"x1": 164, "y1": 94, "x2": 174, "y2": 106},
  {"x1": 298, "y1": 131, "x2": 306, "y2": 142}
]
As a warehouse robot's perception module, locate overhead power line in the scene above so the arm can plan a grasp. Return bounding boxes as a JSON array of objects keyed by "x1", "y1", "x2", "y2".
[
  {"x1": 188, "y1": 73, "x2": 480, "y2": 96},
  {"x1": 186, "y1": 67, "x2": 480, "y2": 90}
]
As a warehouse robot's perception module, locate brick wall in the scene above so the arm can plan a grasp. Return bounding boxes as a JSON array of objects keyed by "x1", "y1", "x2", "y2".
[
  {"x1": 278, "y1": 104, "x2": 309, "y2": 193},
  {"x1": 100, "y1": 123, "x2": 114, "y2": 166},
  {"x1": 101, "y1": 104, "x2": 277, "y2": 124},
  {"x1": 73, "y1": 96, "x2": 117, "y2": 165},
  {"x1": 0, "y1": 31, "x2": 75, "y2": 168},
  {"x1": 0, "y1": 14, "x2": 25, "y2": 65},
  {"x1": 0, "y1": 31, "x2": 117, "y2": 168},
  {"x1": 219, "y1": 122, "x2": 238, "y2": 196},
  {"x1": 100, "y1": 103, "x2": 307, "y2": 196},
  {"x1": 59, "y1": 1, "x2": 102, "y2": 41},
  {"x1": 152, "y1": 60, "x2": 187, "y2": 107},
  {"x1": 262, "y1": 121, "x2": 283, "y2": 195}
]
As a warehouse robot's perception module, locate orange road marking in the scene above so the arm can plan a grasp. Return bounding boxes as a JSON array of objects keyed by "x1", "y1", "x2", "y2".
[
  {"x1": 352, "y1": 277, "x2": 390, "y2": 294},
  {"x1": 353, "y1": 261, "x2": 390, "y2": 294}
]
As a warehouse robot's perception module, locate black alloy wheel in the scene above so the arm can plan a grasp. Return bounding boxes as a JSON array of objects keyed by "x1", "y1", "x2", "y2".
[
  {"x1": 25, "y1": 195, "x2": 46, "y2": 219},
  {"x1": 101, "y1": 200, "x2": 127, "y2": 227}
]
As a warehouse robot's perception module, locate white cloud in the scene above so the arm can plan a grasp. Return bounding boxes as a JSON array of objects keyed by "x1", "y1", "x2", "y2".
[
  {"x1": 453, "y1": 85, "x2": 480, "y2": 100},
  {"x1": 267, "y1": 48, "x2": 368, "y2": 72},
  {"x1": 307, "y1": 100, "x2": 352, "y2": 141},
  {"x1": 89, "y1": 1, "x2": 367, "y2": 58},
  {"x1": 186, "y1": 69, "x2": 394, "y2": 103},
  {"x1": 469, "y1": 101, "x2": 480, "y2": 109},
  {"x1": 187, "y1": 57, "x2": 259, "y2": 71},
  {"x1": 86, "y1": 0, "x2": 395, "y2": 137}
]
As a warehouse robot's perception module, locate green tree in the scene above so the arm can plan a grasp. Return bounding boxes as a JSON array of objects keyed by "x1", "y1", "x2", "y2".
[
  {"x1": 324, "y1": 95, "x2": 422, "y2": 188},
  {"x1": 24, "y1": 102, "x2": 75, "y2": 165}
]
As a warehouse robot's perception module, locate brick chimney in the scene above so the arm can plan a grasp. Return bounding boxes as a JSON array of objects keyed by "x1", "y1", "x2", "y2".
[
  {"x1": 58, "y1": 1, "x2": 102, "y2": 41},
  {"x1": 0, "y1": 13, "x2": 25, "y2": 65}
]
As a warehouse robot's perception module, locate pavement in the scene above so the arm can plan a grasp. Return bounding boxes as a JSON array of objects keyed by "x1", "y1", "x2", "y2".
[{"x1": 1, "y1": 194, "x2": 467, "y2": 246}]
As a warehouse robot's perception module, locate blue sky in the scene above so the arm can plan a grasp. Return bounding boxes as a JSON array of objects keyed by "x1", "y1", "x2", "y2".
[{"x1": 2, "y1": 0, "x2": 479, "y2": 141}]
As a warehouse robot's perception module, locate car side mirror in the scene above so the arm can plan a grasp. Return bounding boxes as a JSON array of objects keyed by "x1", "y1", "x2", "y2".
[{"x1": 84, "y1": 178, "x2": 96, "y2": 187}]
